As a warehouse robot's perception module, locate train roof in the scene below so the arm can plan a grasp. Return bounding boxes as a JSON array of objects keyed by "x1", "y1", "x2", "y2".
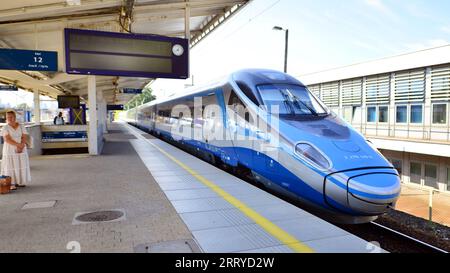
[{"x1": 138, "y1": 69, "x2": 306, "y2": 109}]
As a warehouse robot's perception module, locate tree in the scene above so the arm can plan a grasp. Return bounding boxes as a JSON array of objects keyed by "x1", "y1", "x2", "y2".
[
  {"x1": 16, "y1": 102, "x2": 31, "y2": 110},
  {"x1": 124, "y1": 85, "x2": 156, "y2": 110}
]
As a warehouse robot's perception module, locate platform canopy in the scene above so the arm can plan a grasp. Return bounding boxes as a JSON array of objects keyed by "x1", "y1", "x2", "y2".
[{"x1": 0, "y1": 0, "x2": 250, "y2": 105}]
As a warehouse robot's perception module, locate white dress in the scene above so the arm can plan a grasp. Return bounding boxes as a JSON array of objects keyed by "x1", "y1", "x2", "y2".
[{"x1": 1, "y1": 124, "x2": 31, "y2": 186}]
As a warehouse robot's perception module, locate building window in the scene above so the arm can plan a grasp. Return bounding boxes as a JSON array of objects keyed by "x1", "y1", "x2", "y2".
[
  {"x1": 352, "y1": 106, "x2": 362, "y2": 124},
  {"x1": 410, "y1": 105, "x2": 423, "y2": 124},
  {"x1": 425, "y1": 164, "x2": 437, "y2": 179},
  {"x1": 342, "y1": 107, "x2": 352, "y2": 123},
  {"x1": 424, "y1": 164, "x2": 438, "y2": 189},
  {"x1": 432, "y1": 104, "x2": 447, "y2": 124},
  {"x1": 391, "y1": 159, "x2": 402, "y2": 177},
  {"x1": 378, "y1": 106, "x2": 388, "y2": 123},
  {"x1": 367, "y1": 106, "x2": 376, "y2": 122},
  {"x1": 396, "y1": 105, "x2": 407, "y2": 123},
  {"x1": 410, "y1": 162, "x2": 421, "y2": 184},
  {"x1": 447, "y1": 168, "x2": 450, "y2": 191}
]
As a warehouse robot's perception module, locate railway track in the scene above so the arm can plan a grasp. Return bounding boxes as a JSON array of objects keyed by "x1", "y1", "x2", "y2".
[{"x1": 337, "y1": 221, "x2": 448, "y2": 253}]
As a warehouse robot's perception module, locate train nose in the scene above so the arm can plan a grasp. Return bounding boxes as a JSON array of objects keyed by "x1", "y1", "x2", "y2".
[
  {"x1": 347, "y1": 173, "x2": 401, "y2": 214},
  {"x1": 325, "y1": 170, "x2": 401, "y2": 215}
]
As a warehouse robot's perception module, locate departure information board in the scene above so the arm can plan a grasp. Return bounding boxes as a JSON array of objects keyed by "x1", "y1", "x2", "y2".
[
  {"x1": 57, "y1": 95, "x2": 80, "y2": 109},
  {"x1": 64, "y1": 28, "x2": 189, "y2": 79}
]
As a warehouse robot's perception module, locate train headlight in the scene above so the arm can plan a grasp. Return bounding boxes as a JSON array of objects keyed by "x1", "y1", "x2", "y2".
[{"x1": 295, "y1": 143, "x2": 331, "y2": 170}]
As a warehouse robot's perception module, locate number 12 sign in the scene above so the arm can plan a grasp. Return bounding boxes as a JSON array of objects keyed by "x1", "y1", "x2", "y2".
[{"x1": 0, "y1": 48, "x2": 58, "y2": 71}]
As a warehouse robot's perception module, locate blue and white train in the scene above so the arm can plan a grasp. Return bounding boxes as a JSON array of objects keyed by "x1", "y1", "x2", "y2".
[{"x1": 124, "y1": 69, "x2": 401, "y2": 224}]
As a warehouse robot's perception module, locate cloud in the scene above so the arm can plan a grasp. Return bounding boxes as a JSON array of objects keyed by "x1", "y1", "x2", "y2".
[
  {"x1": 353, "y1": 40, "x2": 383, "y2": 53},
  {"x1": 365, "y1": 0, "x2": 390, "y2": 13},
  {"x1": 364, "y1": 0, "x2": 400, "y2": 22},
  {"x1": 441, "y1": 26, "x2": 450, "y2": 34}
]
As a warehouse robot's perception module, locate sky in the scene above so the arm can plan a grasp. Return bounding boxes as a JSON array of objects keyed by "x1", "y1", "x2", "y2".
[
  {"x1": 150, "y1": 0, "x2": 450, "y2": 98},
  {"x1": 2, "y1": 0, "x2": 450, "y2": 105}
]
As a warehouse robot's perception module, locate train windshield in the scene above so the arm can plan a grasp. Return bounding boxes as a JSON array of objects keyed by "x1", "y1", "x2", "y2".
[{"x1": 257, "y1": 84, "x2": 329, "y2": 116}]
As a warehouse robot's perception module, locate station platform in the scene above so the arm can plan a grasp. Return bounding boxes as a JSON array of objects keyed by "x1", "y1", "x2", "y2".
[{"x1": 0, "y1": 122, "x2": 384, "y2": 253}]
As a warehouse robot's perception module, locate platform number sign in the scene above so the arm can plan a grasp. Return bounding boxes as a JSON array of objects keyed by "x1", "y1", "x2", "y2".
[
  {"x1": 0, "y1": 48, "x2": 58, "y2": 71},
  {"x1": 34, "y1": 55, "x2": 43, "y2": 64}
]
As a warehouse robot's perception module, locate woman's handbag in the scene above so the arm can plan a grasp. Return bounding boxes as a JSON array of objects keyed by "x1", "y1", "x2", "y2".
[
  {"x1": 25, "y1": 133, "x2": 33, "y2": 149},
  {"x1": 0, "y1": 176, "x2": 12, "y2": 194}
]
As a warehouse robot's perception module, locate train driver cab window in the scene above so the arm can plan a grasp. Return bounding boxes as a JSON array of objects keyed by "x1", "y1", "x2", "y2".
[{"x1": 257, "y1": 84, "x2": 328, "y2": 116}]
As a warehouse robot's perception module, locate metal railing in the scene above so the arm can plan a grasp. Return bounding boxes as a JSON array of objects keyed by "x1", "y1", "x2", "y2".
[
  {"x1": 339, "y1": 105, "x2": 450, "y2": 143},
  {"x1": 396, "y1": 183, "x2": 450, "y2": 227}
]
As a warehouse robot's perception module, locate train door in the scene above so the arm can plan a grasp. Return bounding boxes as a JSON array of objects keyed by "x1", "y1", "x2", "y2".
[
  {"x1": 202, "y1": 89, "x2": 238, "y2": 166},
  {"x1": 225, "y1": 89, "x2": 256, "y2": 168}
]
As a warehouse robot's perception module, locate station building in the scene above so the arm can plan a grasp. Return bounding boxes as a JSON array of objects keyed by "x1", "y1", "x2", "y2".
[
  {"x1": 0, "y1": 0, "x2": 249, "y2": 156},
  {"x1": 299, "y1": 45, "x2": 450, "y2": 192}
]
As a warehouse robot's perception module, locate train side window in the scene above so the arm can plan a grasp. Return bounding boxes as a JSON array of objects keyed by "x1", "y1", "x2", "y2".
[
  {"x1": 228, "y1": 91, "x2": 253, "y2": 123},
  {"x1": 228, "y1": 91, "x2": 245, "y2": 113}
]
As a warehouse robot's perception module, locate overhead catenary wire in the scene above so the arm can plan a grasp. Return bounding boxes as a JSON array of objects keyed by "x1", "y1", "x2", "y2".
[{"x1": 199, "y1": 0, "x2": 283, "y2": 49}]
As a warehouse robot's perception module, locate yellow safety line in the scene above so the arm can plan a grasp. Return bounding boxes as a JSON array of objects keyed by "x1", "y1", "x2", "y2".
[{"x1": 127, "y1": 124, "x2": 315, "y2": 253}]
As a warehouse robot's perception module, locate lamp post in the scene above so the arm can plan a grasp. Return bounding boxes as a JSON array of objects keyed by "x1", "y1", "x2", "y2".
[{"x1": 273, "y1": 26, "x2": 289, "y2": 73}]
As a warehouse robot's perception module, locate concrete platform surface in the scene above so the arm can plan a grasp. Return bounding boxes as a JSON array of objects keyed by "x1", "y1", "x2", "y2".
[{"x1": 0, "y1": 123, "x2": 192, "y2": 253}]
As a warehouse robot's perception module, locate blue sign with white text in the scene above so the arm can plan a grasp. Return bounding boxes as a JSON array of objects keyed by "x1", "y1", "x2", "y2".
[
  {"x1": 107, "y1": 105, "x2": 124, "y2": 111},
  {"x1": 0, "y1": 85, "x2": 18, "y2": 91},
  {"x1": 42, "y1": 131, "x2": 87, "y2": 142},
  {"x1": 0, "y1": 48, "x2": 58, "y2": 71},
  {"x1": 122, "y1": 88, "x2": 143, "y2": 94}
]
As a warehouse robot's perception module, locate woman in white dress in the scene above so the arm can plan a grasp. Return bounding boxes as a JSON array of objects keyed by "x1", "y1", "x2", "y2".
[{"x1": 1, "y1": 111, "x2": 31, "y2": 190}]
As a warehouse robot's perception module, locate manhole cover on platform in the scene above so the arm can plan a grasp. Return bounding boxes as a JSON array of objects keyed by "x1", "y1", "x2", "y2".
[{"x1": 72, "y1": 209, "x2": 126, "y2": 225}]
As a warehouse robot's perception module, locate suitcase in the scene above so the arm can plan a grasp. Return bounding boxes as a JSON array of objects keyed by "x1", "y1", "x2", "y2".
[{"x1": 0, "y1": 176, "x2": 11, "y2": 194}]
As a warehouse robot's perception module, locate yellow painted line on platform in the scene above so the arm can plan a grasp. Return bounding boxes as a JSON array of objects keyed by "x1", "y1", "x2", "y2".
[
  {"x1": 124, "y1": 123, "x2": 314, "y2": 253},
  {"x1": 32, "y1": 154, "x2": 90, "y2": 160}
]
